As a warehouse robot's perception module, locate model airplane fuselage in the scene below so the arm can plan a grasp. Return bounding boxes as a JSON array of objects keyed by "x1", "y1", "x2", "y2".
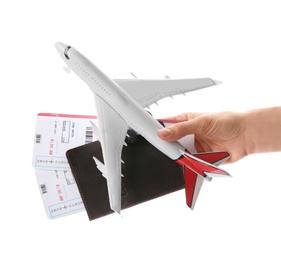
[{"x1": 55, "y1": 42, "x2": 231, "y2": 214}]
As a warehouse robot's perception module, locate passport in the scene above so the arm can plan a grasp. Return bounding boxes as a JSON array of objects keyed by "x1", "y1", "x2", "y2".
[{"x1": 66, "y1": 135, "x2": 185, "y2": 220}]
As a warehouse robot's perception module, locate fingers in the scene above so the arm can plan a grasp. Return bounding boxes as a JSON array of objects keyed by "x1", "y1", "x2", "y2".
[
  {"x1": 158, "y1": 118, "x2": 200, "y2": 141},
  {"x1": 158, "y1": 112, "x2": 207, "y2": 141},
  {"x1": 163, "y1": 112, "x2": 204, "y2": 121}
]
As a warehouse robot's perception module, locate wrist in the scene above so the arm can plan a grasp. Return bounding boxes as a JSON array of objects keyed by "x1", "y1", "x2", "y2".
[
  {"x1": 243, "y1": 110, "x2": 259, "y2": 156},
  {"x1": 243, "y1": 107, "x2": 281, "y2": 155}
]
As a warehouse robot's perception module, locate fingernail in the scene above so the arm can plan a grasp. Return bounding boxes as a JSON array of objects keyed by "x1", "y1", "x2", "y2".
[{"x1": 158, "y1": 128, "x2": 172, "y2": 137}]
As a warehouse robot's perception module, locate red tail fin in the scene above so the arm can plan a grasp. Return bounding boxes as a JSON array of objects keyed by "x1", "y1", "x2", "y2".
[
  {"x1": 176, "y1": 151, "x2": 231, "y2": 209},
  {"x1": 184, "y1": 167, "x2": 204, "y2": 209}
]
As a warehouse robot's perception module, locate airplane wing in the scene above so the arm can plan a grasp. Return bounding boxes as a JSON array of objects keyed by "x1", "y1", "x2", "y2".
[
  {"x1": 114, "y1": 78, "x2": 220, "y2": 108},
  {"x1": 93, "y1": 95, "x2": 128, "y2": 214}
]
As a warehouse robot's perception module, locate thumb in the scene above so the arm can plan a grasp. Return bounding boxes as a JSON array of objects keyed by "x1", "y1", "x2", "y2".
[{"x1": 157, "y1": 118, "x2": 201, "y2": 141}]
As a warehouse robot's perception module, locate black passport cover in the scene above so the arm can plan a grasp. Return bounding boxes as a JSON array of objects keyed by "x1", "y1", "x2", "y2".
[{"x1": 66, "y1": 135, "x2": 185, "y2": 220}]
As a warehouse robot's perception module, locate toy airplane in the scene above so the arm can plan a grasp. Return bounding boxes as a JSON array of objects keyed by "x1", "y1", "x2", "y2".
[{"x1": 55, "y1": 42, "x2": 231, "y2": 214}]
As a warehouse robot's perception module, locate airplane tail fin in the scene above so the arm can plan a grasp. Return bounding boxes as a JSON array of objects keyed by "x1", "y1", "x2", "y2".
[
  {"x1": 176, "y1": 151, "x2": 231, "y2": 209},
  {"x1": 183, "y1": 167, "x2": 204, "y2": 209}
]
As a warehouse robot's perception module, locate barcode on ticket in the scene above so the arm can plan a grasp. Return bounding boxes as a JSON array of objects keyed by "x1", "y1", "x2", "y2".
[
  {"x1": 35, "y1": 134, "x2": 42, "y2": 144},
  {"x1": 40, "y1": 184, "x2": 47, "y2": 194},
  {"x1": 85, "y1": 127, "x2": 93, "y2": 144}
]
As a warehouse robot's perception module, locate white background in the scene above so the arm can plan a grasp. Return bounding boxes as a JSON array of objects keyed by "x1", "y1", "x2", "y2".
[{"x1": 1, "y1": 1, "x2": 281, "y2": 259}]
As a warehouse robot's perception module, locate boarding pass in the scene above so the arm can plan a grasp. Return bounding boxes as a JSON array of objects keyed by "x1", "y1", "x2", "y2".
[{"x1": 32, "y1": 113, "x2": 97, "y2": 219}]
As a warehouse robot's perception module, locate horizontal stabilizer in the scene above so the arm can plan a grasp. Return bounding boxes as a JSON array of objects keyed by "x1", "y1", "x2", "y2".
[
  {"x1": 176, "y1": 152, "x2": 230, "y2": 179},
  {"x1": 193, "y1": 151, "x2": 230, "y2": 166},
  {"x1": 184, "y1": 167, "x2": 204, "y2": 209}
]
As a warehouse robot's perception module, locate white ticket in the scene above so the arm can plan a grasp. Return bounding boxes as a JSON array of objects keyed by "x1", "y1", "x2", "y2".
[
  {"x1": 35, "y1": 169, "x2": 84, "y2": 219},
  {"x1": 32, "y1": 113, "x2": 98, "y2": 219},
  {"x1": 32, "y1": 113, "x2": 98, "y2": 171}
]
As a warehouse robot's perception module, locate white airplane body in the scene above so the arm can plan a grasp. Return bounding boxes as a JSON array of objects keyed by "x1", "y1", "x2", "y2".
[{"x1": 55, "y1": 42, "x2": 231, "y2": 214}]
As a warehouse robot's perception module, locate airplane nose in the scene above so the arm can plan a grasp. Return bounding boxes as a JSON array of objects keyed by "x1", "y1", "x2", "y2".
[
  {"x1": 55, "y1": 42, "x2": 71, "y2": 59},
  {"x1": 55, "y1": 42, "x2": 67, "y2": 52}
]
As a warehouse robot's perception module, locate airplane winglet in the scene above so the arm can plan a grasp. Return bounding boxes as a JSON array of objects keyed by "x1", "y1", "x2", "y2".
[{"x1": 214, "y1": 80, "x2": 222, "y2": 85}]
